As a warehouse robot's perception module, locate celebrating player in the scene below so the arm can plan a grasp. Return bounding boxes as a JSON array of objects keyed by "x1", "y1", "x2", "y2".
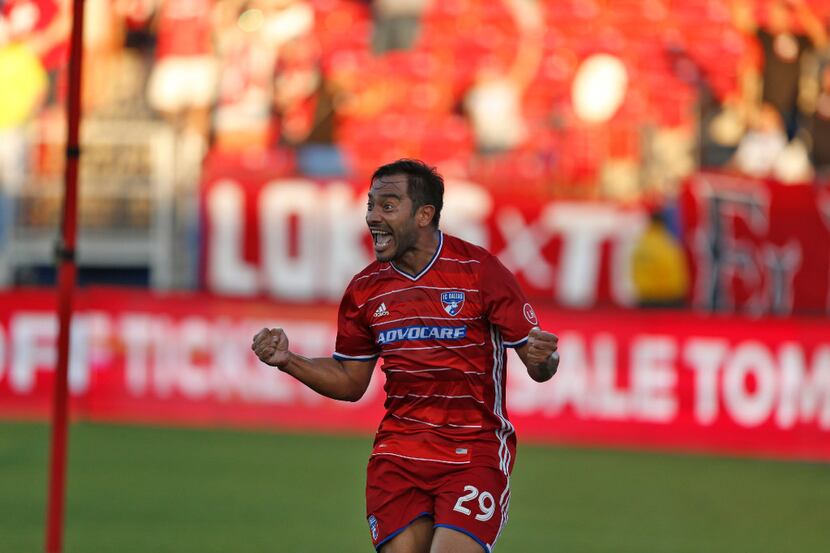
[{"x1": 252, "y1": 159, "x2": 559, "y2": 553}]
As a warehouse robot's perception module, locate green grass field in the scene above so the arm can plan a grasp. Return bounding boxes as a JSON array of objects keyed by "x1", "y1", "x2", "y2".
[{"x1": 1, "y1": 421, "x2": 828, "y2": 553}]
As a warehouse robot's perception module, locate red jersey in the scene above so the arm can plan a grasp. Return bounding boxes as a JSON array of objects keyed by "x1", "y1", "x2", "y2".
[
  {"x1": 155, "y1": 0, "x2": 213, "y2": 59},
  {"x1": 334, "y1": 232, "x2": 539, "y2": 472}
]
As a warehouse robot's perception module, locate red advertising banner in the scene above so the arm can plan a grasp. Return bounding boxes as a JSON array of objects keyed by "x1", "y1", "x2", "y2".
[
  {"x1": 1, "y1": 289, "x2": 829, "y2": 462},
  {"x1": 201, "y1": 161, "x2": 830, "y2": 314},
  {"x1": 680, "y1": 172, "x2": 830, "y2": 315},
  {"x1": 199, "y1": 155, "x2": 648, "y2": 308}
]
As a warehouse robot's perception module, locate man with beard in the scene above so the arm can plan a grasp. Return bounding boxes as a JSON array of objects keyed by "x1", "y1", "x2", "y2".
[{"x1": 252, "y1": 158, "x2": 559, "y2": 553}]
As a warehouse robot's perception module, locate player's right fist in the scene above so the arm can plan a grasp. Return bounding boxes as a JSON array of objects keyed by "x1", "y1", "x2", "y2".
[{"x1": 251, "y1": 327, "x2": 291, "y2": 369}]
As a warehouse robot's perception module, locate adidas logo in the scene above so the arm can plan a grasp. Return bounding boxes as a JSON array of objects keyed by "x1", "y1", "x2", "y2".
[{"x1": 373, "y1": 303, "x2": 389, "y2": 318}]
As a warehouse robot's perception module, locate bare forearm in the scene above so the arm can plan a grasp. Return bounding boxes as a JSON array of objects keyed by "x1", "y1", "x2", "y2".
[{"x1": 279, "y1": 353, "x2": 370, "y2": 402}]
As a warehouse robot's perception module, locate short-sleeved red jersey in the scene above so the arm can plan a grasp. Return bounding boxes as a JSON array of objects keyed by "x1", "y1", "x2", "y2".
[{"x1": 334, "y1": 232, "x2": 539, "y2": 472}]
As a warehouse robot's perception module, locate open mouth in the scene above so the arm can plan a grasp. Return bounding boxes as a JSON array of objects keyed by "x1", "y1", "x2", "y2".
[{"x1": 370, "y1": 229, "x2": 394, "y2": 252}]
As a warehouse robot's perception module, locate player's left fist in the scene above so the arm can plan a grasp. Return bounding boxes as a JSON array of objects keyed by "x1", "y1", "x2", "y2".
[{"x1": 526, "y1": 327, "x2": 559, "y2": 380}]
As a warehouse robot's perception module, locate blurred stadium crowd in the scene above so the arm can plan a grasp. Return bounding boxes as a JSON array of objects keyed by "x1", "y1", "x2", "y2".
[{"x1": 2, "y1": 0, "x2": 830, "y2": 298}]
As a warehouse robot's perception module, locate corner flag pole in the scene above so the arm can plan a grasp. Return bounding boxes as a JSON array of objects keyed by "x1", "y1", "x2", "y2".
[{"x1": 46, "y1": 0, "x2": 85, "y2": 551}]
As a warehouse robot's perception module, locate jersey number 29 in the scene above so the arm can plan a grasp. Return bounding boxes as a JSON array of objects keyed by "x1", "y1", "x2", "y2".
[{"x1": 453, "y1": 485, "x2": 495, "y2": 521}]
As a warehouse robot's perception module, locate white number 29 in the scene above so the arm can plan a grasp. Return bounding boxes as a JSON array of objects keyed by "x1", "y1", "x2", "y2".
[{"x1": 452, "y1": 485, "x2": 496, "y2": 522}]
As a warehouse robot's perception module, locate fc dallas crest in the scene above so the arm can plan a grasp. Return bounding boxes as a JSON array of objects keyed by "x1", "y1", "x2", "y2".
[{"x1": 441, "y1": 291, "x2": 465, "y2": 316}]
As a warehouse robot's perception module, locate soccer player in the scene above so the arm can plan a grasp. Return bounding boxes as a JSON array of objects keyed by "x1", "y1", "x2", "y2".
[{"x1": 252, "y1": 159, "x2": 559, "y2": 553}]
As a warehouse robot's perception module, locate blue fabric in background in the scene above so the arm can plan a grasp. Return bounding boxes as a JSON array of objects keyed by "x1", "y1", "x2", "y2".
[{"x1": 297, "y1": 145, "x2": 350, "y2": 177}]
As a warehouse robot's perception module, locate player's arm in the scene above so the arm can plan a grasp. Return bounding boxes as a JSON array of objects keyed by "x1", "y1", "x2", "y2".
[
  {"x1": 515, "y1": 327, "x2": 559, "y2": 383},
  {"x1": 478, "y1": 254, "x2": 559, "y2": 382},
  {"x1": 252, "y1": 328, "x2": 375, "y2": 402}
]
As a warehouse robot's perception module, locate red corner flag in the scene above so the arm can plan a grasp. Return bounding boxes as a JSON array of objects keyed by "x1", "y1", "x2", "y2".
[{"x1": 45, "y1": 1, "x2": 86, "y2": 552}]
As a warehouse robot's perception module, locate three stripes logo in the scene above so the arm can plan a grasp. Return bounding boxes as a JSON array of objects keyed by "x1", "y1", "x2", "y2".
[
  {"x1": 373, "y1": 302, "x2": 389, "y2": 318},
  {"x1": 368, "y1": 514, "x2": 379, "y2": 541}
]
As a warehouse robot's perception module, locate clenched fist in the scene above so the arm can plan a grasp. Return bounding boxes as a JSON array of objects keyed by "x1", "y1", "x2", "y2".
[
  {"x1": 525, "y1": 327, "x2": 559, "y2": 381},
  {"x1": 252, "y1": 327, "x2": 291, "y2": 369}
]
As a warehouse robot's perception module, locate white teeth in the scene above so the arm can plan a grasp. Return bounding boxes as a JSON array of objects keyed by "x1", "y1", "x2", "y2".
[{"x1": 372, "y1": 231, "x2": 392, "y2": 248}]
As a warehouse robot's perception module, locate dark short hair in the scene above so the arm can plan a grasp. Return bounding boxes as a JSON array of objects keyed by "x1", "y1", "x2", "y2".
[{"x1": 371, "y1": 159, "x2": 444, "y2": 227}]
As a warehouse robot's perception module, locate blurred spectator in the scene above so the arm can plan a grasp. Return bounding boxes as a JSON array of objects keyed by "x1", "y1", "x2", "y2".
[
  {"x1": 0, "y1": 11, "x2": 47, "y2": 284},
  {"x1": 272, "y1": 34, "x2": 351, "y2": 175},
  {"x1": 370, "y1": 0, "x2": 429, "y2": 55},
  {"x1": 640, "y1": 124, "x2": 696, "y2": 199},
  {"x1": 703, "y1": 35, "x2": 761, "y2": 167},
  {"x1": 259, "y1": 0, "x2": 313, "y2": 51},
  {"x1": 213, "y1": 0, "x2": 278, "y2": 152},
  {"x1": 1, "y1": 0, "x2": 69, "y2": 110},
  {"x1": 0, "y1": 10, "x2": 48, "y2": 186},
  {"x1": 213, "y1": 0, "x2": 314, "y2": 153},
  {"x1": 731, "y1": 101, "x2": 788, "y2": 177},
  {"x1": 146, "y1": 0, "x2": 218, "y2": 157},
  {"x1": 463, "y1": 0, "x2": 542, "y2": 154},
  {"x1": 83, "y1": 0, "x2": 131, "y2": 114},
  {"x1": 273, "y1": 35, "x2": 321, "y2": 145},
  {"x1": 120, "y1": 0, "x2": 157, "y2": 55},
  {"x1": 275, "y1": 46, "x2": 385, "y2": 176},
  {"x1": 115, "y1": 0, "x2": 158, "y2": 116},
  {"x1": 806, "y1": 60, "x2": 830, "y2": 178},
  {"x1": 630, "y1": 209, "x2": 690, "y2": 309},
  {"x1": 731, "y1": 101, "x2": 813, "y2": 182},
  {"x1": 272, "y1": 21, "x2": 399, "y2": 177},
  {"x1": 732, "y1": 0, "x2": 827, "y2": 139}
]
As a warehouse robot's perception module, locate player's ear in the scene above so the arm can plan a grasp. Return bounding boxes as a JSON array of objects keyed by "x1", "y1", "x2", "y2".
[{"x1": 417, "y1": 205, "x2": 436, "y2": 228}]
